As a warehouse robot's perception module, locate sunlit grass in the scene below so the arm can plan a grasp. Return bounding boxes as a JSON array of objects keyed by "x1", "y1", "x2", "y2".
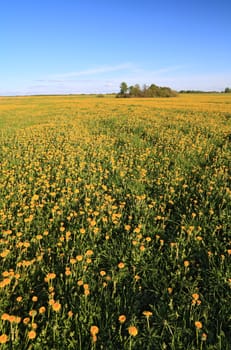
[{"x1": 0, "y1": 93, "x2": 231, "y2": 349}]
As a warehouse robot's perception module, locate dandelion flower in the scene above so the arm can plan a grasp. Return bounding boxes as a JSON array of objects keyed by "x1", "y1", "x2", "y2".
[
  {"x1": 118, "y1": 315, "x2": 126, "y2": 324},
  {"x1": 195, "y1": 321, "x2": 203, "y2": 329},
  {"x1": 90, "y1": 325, "x2": 99, "y2": 336},
  {"x1": 128, "y1": 326, "x2": 138, "y2": 336},
  {"x1": 0, "y1": 334, "x2": 8, "y2": 344},
  {"x1": 28, "y1": 330, "x2": 36, "y2": 340},
  {"x1": 118, "y1": 262, "x2": 125, "y2": 269},
  {"x1": 52, "y1": 302, "x2": 61, "y2": 312},
  {"x1": 142, "y1": 311, "x2": 152, "y2": 317},
  {"x1": 192, "y1": 293, "x2": 200, "y2": 300}
]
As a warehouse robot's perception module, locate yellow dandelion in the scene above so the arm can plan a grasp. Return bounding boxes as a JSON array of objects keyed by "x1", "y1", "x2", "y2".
[
  {"x1": 100, "y1": 270, "x2": 106, "y2": 277},
  {"x1": 128, "y1": 326, "x2": 138, "y2": 336},
  {"x1": 90, "y1": 325, "x2": 99, "y2": 336},
  {"x1": 8, "y1": 315, "x2": 16, "y2": 323},
  {"x1": 84, "y1": 289, "x2": 90, "y2": 296},
  {"x1": 195, "y1": 321, "x2": 203, "y2": 329},
  {"x1": 70, "y1": 258, "x2": 77, "y2": 264},
  {"x1": 134, "y1": 274, "x2": 140, "y2": 281},
  {"x1": 201, "y1": 333, "x2": 207, "y2": 341},
  {"x1": 142, "y1": 311, "x2": 152, "y2": 317},
  {"x1": 52, "y1": 302, "x2": 61, "y2": 312},
  {"x1": 192, "y1": 293, "x2": 200, "y2": 300},
  {"x1": 85, "y1": 249, "x2": 94, "y2": 256},
  {"x1": 118, "y1": 262, "x2": 125, "y2": 269},
  {"x1": 29, "y1": 310, "x2": 37, "y2": 317},
  {"x1": 68, "y1": 310, "x2": 73, "y2": 318},
  {"x1": 118, "y1": 315, "x2": 126, "y2": 324},
  {"x1": 0, "y1": 334, "x2": 8, "y2": 344},
  {"x1": 65, "y1": 268, "x2": 72, "y2": 276},
  {"x1": 28, "y1": 330, "x2": 36, "y2": 340},
  {"x1": 23, "y1": 317, "x2": 30, "y2": 325},
  {"x1": 1, "y1": 313, "x2": 9, "y2": 321},
  {"x1": 46, "y1": 272, "x2": 56, "y2": 280},
  {"x1": 39, "y1": 306, "x2": 46, "y2": 314}
]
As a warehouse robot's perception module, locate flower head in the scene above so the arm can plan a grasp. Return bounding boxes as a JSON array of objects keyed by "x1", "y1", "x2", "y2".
[
  {"x1": 128, "y1": 326, "x2": 138, "y2": 336},
  {"x1": 118, "y1": 315, "x2": 126, "y2": 324},
  {"x1": 90, "y1": 325, "x2": 99, "y2": 336}
]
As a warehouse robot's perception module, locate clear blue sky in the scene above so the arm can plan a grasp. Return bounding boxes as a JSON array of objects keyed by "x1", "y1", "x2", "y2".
[{"x1": 0, "y1": 0, "x2": 230, "y2": 95}]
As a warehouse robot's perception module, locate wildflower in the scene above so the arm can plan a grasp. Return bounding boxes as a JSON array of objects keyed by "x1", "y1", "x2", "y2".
[
  {"x1": 192, "y1": 293, "x2": 199, "y2": 300},
  {"x1": 76, "y1": 255, "x2": 83, "y2": 262},
  {"x1": 29, "y1": 310, "x2": 37, "y2": 317},
  {"x1": 23, "y1": 317, "x2": 30, "y2": 325},
  {"x1": 142, "y1": 311, "x2": 152, "y2": 317},
  {"x1": 90, "y1": 325, "x2": 99, "y2": 336},
  {"x1": 28, "y1": 330, "x2": 36, "y2": 340},
  {"x1": 118, "y1": 315, "x2": 126, "y2": 324},
  {"x1": 195, "y1": 321, "x2": 203, "y2": 329},
  {"x1": 100, "y1": 270, "x2": 106, "y2": 277},
  {"x1": 184, "y1": 260, "x2": 190, "y2": 267},
  {"x1": 68, "y1": 310, "x2": 73, "y2": 318},
  {"x1": 8, "y1": 315, "x2": 16, "y2": 323},
  {"x1": 32, "y1": 296, "x2": 38, "y2": 302},
  {"x1": 15, "y1": 316, "x2": 21, "y2": 324},
  {"x1": 70, "y1": 258, "x2": 77, "y2": 264},
  {"x1": 1, "y1": 313, "x2": 9, "y2": 321},
  {"x1": 118, "y1": 262, "x2": 125, "y2": 269},
  {"x1": 0, "y1": 249, "x2": 10, "y2": 258},
  {"x1": 39, "y1": 306, "x2": 46, "y2": 314},
  {"x1": 52, "y1": 302, "x2": 61, "y2": 312},
  {"x1": 201, "y1": 333, "x2": 207, "y2": 341},
  {"x1": 45, "y1": 272, "x2": 56, "y2": 281},
  {"x1": 128, "y1": 326, "x2": 138, "y2": 336},
  {"x1": 0, "y1": 334, "x2": 8, "y2": 344},
  {"x1": 85, "y1": 249, "x2": 94, "y2": 256},
  {"x1": 84, "y1": 289, "x2": 90, "y2": 296},
  {"x1": 65, "y1": 268, "x2": 72, "y2": 276},
  {"x1": 134, "y1": 275, "x2": 140, "y2": 281}
]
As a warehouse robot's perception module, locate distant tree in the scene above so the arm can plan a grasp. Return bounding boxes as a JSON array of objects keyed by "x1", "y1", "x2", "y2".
[
  {"x1": 129, "y1": 84, "x2": 142, "y2": 97},
  {"x1": 117, "y1": 82, "x2": 177, "y2": 98},
  {"x1": 119, "y1": 82, "x2": 128, "y2": 95},
  {"x1": 224, "y1": 87, "x2": 231, "y2": 93}
]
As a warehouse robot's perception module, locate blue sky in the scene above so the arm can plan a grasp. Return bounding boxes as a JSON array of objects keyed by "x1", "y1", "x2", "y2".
[{"x1": 0, "y1": 0, "x2": 231, "y2": 95}]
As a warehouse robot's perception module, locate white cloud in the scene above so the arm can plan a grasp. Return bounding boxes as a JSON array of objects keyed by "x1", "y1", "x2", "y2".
[{"x1": 48, "y1": 63, "x2": 134, "y2": 80}]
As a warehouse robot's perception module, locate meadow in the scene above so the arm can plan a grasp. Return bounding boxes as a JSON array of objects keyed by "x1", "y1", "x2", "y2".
[{"x1": 0, "y1": 93, "x2": 230, "y2": 349}]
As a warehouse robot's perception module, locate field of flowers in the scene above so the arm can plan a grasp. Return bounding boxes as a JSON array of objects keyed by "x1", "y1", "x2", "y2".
[{"x1": 0, "y1": 93, "x2": 230, "y2": 349}]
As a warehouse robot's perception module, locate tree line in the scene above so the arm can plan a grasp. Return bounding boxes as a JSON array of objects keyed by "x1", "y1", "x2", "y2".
[{"x1": 117, "y1": 82, "x2": 177, "y2": 98}]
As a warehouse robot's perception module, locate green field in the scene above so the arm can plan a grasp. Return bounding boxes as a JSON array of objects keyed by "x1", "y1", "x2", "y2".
[{"x1": 0, "y1": 94, "x2": 231, "y2": 349}]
